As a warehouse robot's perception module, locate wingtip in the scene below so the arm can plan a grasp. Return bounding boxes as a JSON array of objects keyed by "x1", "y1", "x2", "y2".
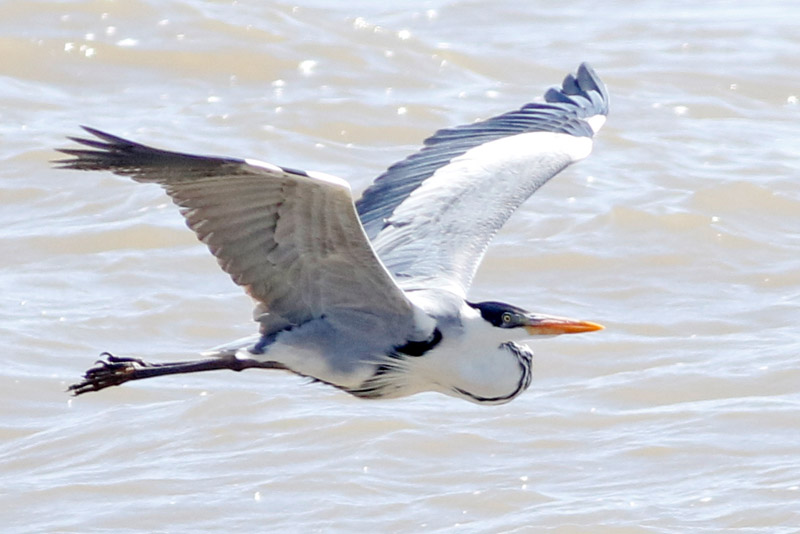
[
  {"x1": 52, "y1": 127, "x2": 105, "y2": 169},
  {"x1": 577, "y1": 62, "x2": 596, "y2": 78},
  {"x1": 77, "y1": 125, "x2": 140, "y2": 147},
  {"x1": 575, "y1": 62, "x2": 610, "y2": 115},
  {"x1": 541, "y1": 62, "x2": 609, "y2": 126}
]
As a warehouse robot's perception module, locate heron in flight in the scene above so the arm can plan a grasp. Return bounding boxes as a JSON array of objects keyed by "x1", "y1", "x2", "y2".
[{"x1": 58, "y1": 63, "x2": 608, "y2": 405}]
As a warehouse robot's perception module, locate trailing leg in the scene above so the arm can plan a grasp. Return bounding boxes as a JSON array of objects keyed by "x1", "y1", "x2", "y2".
[{"x1": 68, "y1": 352, "x2": 285, "y2": 395}]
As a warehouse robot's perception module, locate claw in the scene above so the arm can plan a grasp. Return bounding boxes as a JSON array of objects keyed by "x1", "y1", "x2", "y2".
[
  {"x1": 68, "y1": 352, "x2": 149, "y2": 396},
  {"x1": 105, "y1": 354, "x2": 147, "y2": 366}
]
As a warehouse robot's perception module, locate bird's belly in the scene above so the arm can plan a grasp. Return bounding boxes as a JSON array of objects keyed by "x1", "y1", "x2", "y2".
[{"x1": 241, "y1": 339, "x2": 377, "y2": 391}]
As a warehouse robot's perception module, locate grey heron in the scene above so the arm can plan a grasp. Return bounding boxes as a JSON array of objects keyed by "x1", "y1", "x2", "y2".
[{"x1": 57, "y1": 62, "x2": 607, "y2": 405}]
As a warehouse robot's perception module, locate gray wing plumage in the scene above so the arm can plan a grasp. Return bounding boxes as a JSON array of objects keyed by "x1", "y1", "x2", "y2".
[
  {"x1": 55, "y1": 127, "x2": 414, "y2": 334},
  {"x1": 356, "y1": 62, "x2": 609, "y2": 298}
]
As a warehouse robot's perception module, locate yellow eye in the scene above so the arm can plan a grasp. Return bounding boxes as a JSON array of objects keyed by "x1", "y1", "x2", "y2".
[{"x1": 502, "y1": 312, "x2": 513, "y2": 324}]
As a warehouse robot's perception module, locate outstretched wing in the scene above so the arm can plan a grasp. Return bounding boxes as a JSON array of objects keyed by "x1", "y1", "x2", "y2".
[
  {"x1": 55, "y1": 127, "x2": 414, "y2": 334},
  {"x1": 356, "y1": 63, "x2": 609, "y2": 298}
]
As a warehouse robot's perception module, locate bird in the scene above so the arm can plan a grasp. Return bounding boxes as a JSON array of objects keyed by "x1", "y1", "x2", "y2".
[{"x1": 56, "y1": 62, "x2": 608, "y2": 405}]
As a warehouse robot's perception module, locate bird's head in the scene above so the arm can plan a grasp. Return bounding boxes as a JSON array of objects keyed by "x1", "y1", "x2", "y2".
[
  {"x1": 433, "y1": 301, "x2": 603, "y2": 405},
  {"x1": 467, "y1": 300, "x2": 604, "y2": 337}
]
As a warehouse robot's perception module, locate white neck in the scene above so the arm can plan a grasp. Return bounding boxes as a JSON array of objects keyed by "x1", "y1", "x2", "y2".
[{"x1": 405, "y1": 304, "x2": 534, "y2": 404}]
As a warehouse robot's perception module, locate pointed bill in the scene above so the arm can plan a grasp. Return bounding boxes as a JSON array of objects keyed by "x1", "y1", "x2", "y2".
[{"x1": 523, "y1": 313, "x2": 604, "y2": 336}]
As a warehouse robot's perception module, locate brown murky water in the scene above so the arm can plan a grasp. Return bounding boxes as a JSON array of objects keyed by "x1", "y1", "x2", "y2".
[{"x1": 2, "y1": 1, "x2": 799, "y2": 532}]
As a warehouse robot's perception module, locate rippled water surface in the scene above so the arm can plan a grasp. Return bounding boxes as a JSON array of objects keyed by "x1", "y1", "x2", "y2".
[{"x1": 2, "y1": 1, "x2": 799, "y2": 533}]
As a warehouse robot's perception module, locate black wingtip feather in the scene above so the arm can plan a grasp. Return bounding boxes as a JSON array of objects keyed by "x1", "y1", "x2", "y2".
[
  {"x1": 575, "y1": 62, "x2": 609, "y2": 114},
  {"x1": 54, "y1": 126, "x2": 248, "y2": 179},
  {"x1": 78, "y1": 125, "x2": 144, "y2": 148},
  {"x1": 53, "y1": 126, "x2": 141, "y2": 170}
]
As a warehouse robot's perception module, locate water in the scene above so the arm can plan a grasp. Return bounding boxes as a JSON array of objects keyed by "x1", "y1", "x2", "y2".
[{"x1": 2, "y1": 1, "x2": 799, "y2": 532}]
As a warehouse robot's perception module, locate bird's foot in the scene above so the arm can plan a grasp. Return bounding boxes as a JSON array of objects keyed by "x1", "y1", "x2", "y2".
[{"x1": 68, "y1": 352, "x2": 150, "y2": 396}]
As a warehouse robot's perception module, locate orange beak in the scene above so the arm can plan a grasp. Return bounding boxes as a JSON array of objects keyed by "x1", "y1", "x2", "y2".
[{"x1": 523, "y1": 313, "x2": 604, "y2": 336}]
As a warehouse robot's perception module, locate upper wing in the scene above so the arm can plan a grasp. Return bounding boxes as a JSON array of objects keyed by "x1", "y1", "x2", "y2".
[
  {"x1": 356, "y1": 63, "x2": 609, "y2": 298},
  {"x1": 55, "y1": 127, "x2": 414, "y2": 334}
]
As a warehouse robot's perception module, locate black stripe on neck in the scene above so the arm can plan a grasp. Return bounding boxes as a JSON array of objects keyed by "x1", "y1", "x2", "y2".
[{"x1": 395, "y1": 328, "x2": 442, "y2": 357}]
